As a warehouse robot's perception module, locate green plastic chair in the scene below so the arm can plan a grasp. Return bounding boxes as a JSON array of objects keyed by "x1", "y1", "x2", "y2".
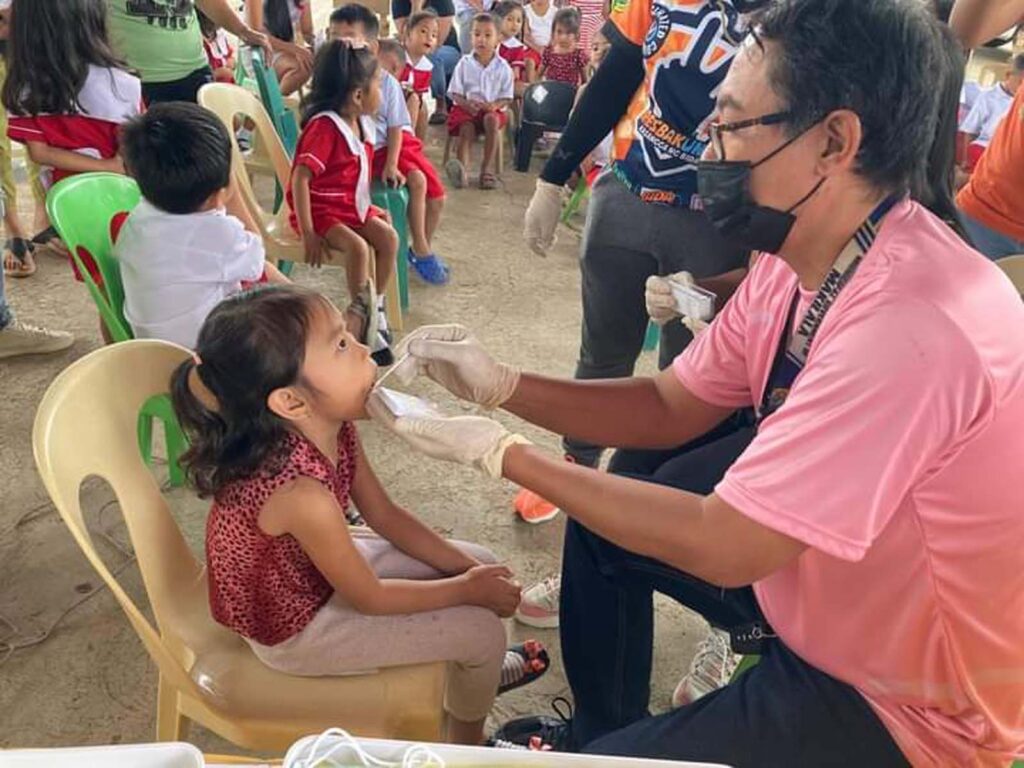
[
  {"x1": 45, "y1": 173, "x2": 188, "y2": 487},
  {"x1": 251, "y1": 49, "x2": 299, "y2": 157}
]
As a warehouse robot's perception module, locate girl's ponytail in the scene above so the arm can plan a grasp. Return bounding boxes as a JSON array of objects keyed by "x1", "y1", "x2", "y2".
[
  {"x1": 300, "y1": 39, "x2": 377, "y2": 126},
  {"x1": 170, "y1": 356, "x2": 229, "y2": 497}
]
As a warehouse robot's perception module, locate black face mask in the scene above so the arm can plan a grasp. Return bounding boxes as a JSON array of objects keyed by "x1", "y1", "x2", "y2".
[
  {"x1": 697, "y1": 124, "x2": 824, "y2": 254},
  {"x1": 731, "y1": 0, "x2": 771, "y2": 11}
]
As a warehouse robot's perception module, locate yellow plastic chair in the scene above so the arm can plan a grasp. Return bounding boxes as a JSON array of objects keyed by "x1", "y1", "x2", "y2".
[
  {"x1": 32, "y1": 340, "x2": 445, "y2": 752},
  {"x1": 197, "y1": 83, "x2": 403, "y2": 330},
  {"x1": 995, "y1": 254, "x2": 1024, "y2": 296}
]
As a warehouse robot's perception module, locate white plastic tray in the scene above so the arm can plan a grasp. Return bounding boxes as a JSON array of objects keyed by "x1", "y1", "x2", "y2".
[{"x1": 0, "y1": 742, "x2": 204, "y2": 768}]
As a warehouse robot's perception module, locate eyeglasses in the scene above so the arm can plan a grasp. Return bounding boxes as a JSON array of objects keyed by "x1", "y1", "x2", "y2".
[{"x1": 708, "y1": 111, "x2": 791, "y2": 160}]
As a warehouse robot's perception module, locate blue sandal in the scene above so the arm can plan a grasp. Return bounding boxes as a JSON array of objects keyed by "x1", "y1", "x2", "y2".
[{"x1": 408, "y1": 249, "x2": 450, "y2": 285}]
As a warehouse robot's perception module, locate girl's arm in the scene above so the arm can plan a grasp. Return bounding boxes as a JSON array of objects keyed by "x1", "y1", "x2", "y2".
[
  {"x1": 350, "y1": 436, "x2": 479, "y2": 575},
  {"x1": 261, "y1": 477, "x2": 517, "y2": 615},
  {"x1": 26, "y1": 142, "x2": 123, "y2": 175},
  {"x1": 382, "y1": 126, "x2": 404, "y2": 187}
]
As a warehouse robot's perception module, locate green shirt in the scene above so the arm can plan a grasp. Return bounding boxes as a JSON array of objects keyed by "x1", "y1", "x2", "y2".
[{"x1": 106, "y1": 0, "x2": 208, "y2": 84}]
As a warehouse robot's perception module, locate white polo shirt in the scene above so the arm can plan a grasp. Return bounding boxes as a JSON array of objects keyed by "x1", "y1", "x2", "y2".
[
  {"x1": 959, "y1": 83, "x2": 1015, "y2": 146},
  {"x1": 116, "y1": 201, "x2": 265, "y2": 349},
  {"x1": 447, "y1": 52, "x2": 514, "y2": 103},
  {"x1": 374, "y1": 70, "x2": 413, "y2": 150}
]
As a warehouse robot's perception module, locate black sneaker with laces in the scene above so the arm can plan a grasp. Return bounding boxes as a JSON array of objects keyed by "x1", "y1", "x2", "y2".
[{"x1": 490, "y1": 696, "x2": 576, "y2": 752}]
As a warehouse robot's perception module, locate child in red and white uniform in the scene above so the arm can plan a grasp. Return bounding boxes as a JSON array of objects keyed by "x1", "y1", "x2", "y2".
[
  {"x1": 399, "y1": 10, "x2": 438, "y2": 141},
  {"x1": 495, "y1": 1, "x2": 535, "y2": 96},
  {"x1": 198, "y1": 10, "x2": 237, "y2": 84},
  {"x1": 288, "y1": 39, "x2": 399, "y2": 366},
  {"x1": 539, "y1": 8, "x2": 588, "y2": 87},
  {"x1": 371, "y1": 41, "x2": 451, "y2": 286},
  {"x1": 3, "y1": 0, "x2": 141, "y2": 285},
  {"x1": 446, "y1": 13, "x2": 514, "y2": 190}
]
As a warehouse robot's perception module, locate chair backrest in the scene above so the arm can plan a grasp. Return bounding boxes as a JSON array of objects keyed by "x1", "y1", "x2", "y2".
[
  {"x1": 995, "y1": 254, "x2": 1024, "y2": 296},
  {"x1": 45, "y1": 173, "x2": 143, "y2": 342},
  {"x1": 522, "y1": 81, "x2": 577, "y2": 130},
  {"x1": 33, "y1": 340, "x2": 226, "y2": 702},
  {"x1": 198, "y1": 82, "x2": 293, "y2": 234},
  {"x1": 250, "y1": 48, "x2": 300, "y2": 156}
]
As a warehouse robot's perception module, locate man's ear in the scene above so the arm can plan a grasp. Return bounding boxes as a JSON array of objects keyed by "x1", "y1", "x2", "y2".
[
  {"x1": 817, "y1": 108, "x2": 862, "y2": 177},
  {"x1": 267, "y1": 386, "x2": 310, "y2": 423}
]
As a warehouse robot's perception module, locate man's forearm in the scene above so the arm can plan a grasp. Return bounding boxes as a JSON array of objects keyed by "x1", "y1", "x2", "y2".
[
  {"x1": 502, "y1": 372, "x2": 731, "y2": 450},
  {"x1": 950, "y1": 0, "x2": 1023, "y2": 47}
]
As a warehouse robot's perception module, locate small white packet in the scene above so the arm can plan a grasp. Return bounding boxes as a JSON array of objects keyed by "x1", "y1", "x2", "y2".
[
  {"x1": 375, "y1": 387, "x2": 443, "y2": 419},
  {"x1": 669, "y1": 279, "x2": 717, "y2": 322}
]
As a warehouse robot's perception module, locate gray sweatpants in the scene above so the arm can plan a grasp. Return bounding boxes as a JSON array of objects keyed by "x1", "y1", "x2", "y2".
[
  {"x1": 248, "y1": 535, "x2": 507, "y2": 723},
  {"x1": 564, "y1": 171, "x2": 748, "y2": 466}
]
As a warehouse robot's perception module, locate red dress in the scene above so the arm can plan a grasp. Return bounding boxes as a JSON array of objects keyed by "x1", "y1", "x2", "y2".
[
  {"x1": 206, "y1": 425, "x2": 359, "y2": 646},
  {"x1": 288, "y1": 112, "x2": 384, "y2": 236},
  {"x1": 499, "y1": 38, "x2": 529, "y2": 81},
  {"x1": 399, "y1": 54, "x2": 433, "y2": 96},
  {"x1": 541, "y1": 47, "x2": 587, "y2": 86}
]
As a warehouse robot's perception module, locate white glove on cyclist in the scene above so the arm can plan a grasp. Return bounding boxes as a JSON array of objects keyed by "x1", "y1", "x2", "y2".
[
  {"x1": 391, "y1": 324, "x2": 520, "y2": 410},
  {"x1": 368, "y1": 392, "x2": 530, "y2": 479},
  {"x1": 523, "y1": 179, "x2": 563, "y2": 255}
]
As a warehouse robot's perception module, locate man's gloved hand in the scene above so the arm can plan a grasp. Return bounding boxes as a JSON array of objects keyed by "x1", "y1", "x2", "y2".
[
  {"x1": 645, "y1": 271, "x2": 694, "y2": 325},
  {"x1": 368, "y1": 392, "x2": 530, "y2": 479},
  {"x1": 391, "y1": 324, "x2": 520, "y2": 410},
  {"x1": 523, "y1": 179, "x2": 563, "y2": 255}
]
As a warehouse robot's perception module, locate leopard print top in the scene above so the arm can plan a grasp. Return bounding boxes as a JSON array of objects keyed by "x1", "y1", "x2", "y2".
[{"x1": 206, "y1": 423, "x2": 358, "y2": 646}]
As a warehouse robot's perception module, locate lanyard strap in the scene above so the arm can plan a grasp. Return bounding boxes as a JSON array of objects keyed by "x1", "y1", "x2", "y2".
[{"x1": 758, "y1": 195, "x2": 900, "y2": 422}]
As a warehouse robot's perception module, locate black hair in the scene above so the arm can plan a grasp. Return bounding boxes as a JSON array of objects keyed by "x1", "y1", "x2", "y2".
[
  {"x1": 120, "y1": 102, "x2": 232, "y2": 215},
  {"x1": 378, "y1": 37, "x2": 405, "y2": 58},
  {"x1": 2, "y1": 0, "x2": 128, "y2": 117},
  {"x1": 1013, "y1": 54, "x2": 1024, "y2": 73},
  {"x1": 552, "y1": 6, "x2": 580, "y2": 36},
  {"x1": 171, "y1": 286, "x2": 333, "y2": 498},
  {"x1": 407, "y1": 8, "x2": 439, "y2": 31},
  {"x1": 330, "y1": 3, "x2": 381, "y2": 39},
  {"x1": 301, "y1": 39, "x2": 379, "y2": 126},
  {"x1": 472, "y1": 12, "x2": 497, "y2": 28},
  {"x1": 263, "y1": 0, "x2": 295, "y2": 44},
  {"x1": 753, "y1": 0, "x2": 967, "y2": 239},
  {"x1": 492, "y1": 0, "x2": 525, "y2": 21},
  {"x1": 196, "y1": 8, "x2": 218, "y2": 40}
]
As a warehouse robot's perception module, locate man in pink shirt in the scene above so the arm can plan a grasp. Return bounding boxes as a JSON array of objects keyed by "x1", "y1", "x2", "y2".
[{"x1": 372, "y1": 0, "x2": 1024, "y2": 764}]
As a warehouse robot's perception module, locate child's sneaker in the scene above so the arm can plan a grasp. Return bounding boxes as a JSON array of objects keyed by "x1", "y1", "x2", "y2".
[
  {"x1": 408, "y1": 249, "x2": 450, "y2": 285},
  {"x1": 671, "y1": 628, "x2": 740, "y2": 708},
  {"x1": 515, "y1": 576, "x2": 560, "y2": 629}
]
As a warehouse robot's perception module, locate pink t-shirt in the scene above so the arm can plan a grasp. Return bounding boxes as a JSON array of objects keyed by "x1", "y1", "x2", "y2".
[{"x1": 674, "y1": 199, "x2": 1024, "y2": 767}]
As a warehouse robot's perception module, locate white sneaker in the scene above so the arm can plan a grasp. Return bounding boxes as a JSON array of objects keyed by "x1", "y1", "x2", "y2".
[
  {"x1": 515, "y1": 575, "x2": 560, "y2": 629},
  {"x1": 0, "y1": 321, "x2": 73, "y2": 360},
  {"x1": 672, "y1": 628, "x2": 740, "y2": 708}
]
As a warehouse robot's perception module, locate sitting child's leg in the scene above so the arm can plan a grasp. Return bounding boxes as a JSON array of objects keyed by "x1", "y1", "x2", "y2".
[
  {"x1": 249, "y1": 537, "x2": 508, "y2": 745},
  {"x1": 480, "y1": 112, "x2": 503, "y2": 188},
  {"x1": 406, "y1": 92, "x2": 422, "y2": 135},
  {"x1": 357, "y1": 215, "x2": 398, "y2": 299},
  {"x1": 323, "y1": 223, "x2": 372, "y2": 335},
  {"x1": 406, "y1": 169, "x2": 432, "y2": 257},
  {"x1": 457, "y1": 122, "x2": 476, "y2": 171}
]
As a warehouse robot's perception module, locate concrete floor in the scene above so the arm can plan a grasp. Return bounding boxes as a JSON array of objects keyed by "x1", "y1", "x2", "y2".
[{"x1": 0, "y1": 25, "x2": 707, "y2": 756}]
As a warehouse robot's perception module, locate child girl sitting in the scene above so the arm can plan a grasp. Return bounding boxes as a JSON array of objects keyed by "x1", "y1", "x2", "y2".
[
  {"x1": 2, "y1": 0, "x2": 140, "y2": 287},
  {"x1": 495, "y1": 1, "x2": 535, "y2": 97},
  {"x1": 170, "y1": 285, "x2": 549, "y2": 746},
  {"x1": 287, "y1": 39, "x2": 399, "y2": 366},
  {"x1": 399, "y1": 10, "x2": 439, "y2": 141},
  {"x1": 539, "y1": 8, "x2": 588, "y2": 87},
  {"x1": 197, "y1": 9, "x2": 237, "y2": 84}
]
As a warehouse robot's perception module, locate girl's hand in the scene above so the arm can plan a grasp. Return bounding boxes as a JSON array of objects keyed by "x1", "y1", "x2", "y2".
[
  {"x1": 382, "y1": 163, "x2": 405, "y2": 188},
  {"x1": 459, "y1": 564, "x2": 521, "y2": 617},
  {"x1": 302, "y1": 230, "x2": 327, "y2": 267}
]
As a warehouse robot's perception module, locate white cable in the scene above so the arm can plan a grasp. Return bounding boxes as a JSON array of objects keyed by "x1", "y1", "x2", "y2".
[{"x1": 284, "y1": 728, "x2": 446, "y2": 768}]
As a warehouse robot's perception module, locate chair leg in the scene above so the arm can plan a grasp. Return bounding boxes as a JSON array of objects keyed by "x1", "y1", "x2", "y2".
[
  {"x1": 155, "y1": 674, "x2": 189, "y2": 742},
  {"x1": 391, "y1": 192, "x2": 410, "y2": 312},
  {"x1": 515, "y1": 124, "x2": 541, "y2": 172}
]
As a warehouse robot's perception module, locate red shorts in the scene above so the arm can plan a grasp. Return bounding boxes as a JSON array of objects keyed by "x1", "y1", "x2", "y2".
[
  {"x1": 524, "y1": 48, "x2": 542, "y2": 68},
  {"x1": 966, "y1": 142, "x2": 986, "y2": 172},
  {"x1": 447, "y1": 105, "x2": 508, "y2": 137},
  {"x1": 290, "y1": 203, "x2": 386, "y2": 238},
  {"x1": 372, "y1": 134, "x2": 445, "y2": 200}
]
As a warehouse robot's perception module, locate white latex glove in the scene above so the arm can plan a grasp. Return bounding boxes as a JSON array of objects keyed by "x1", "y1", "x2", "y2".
[
  {"x1": 682, "y1": 315, "x2": 710, "y2": 335},
  {"x1": 645, "y1": 271, "x2": 694, "y2": 325},
  {"x1": 368, "y1": 391, "x2": 531, "y2": 479},
  {"x1": 391, "y1": 324, "x2": 520, "y2": 409},
  {"x1": 523, "y1": 179, "x2": 563, "y2": 256}
]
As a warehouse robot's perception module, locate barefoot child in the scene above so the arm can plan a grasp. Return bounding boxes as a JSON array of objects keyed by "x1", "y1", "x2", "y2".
[
  {"x1": 170, "y1": 285, "x2": 549, "y2": 746},
  {"x1": 446, "y1": 13, "x2": 513, "y2": 190},
  {"x1": 400, "y1": 10, "x2": 438, "y2": 140},
  {"x1": 288, "y1": 39, "x2": 399, "y2": 365}
]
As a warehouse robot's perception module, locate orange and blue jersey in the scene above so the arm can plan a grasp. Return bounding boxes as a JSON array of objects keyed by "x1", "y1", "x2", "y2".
[{"x1": 606, "y1": 0, "x2": 747, "y2": 209}]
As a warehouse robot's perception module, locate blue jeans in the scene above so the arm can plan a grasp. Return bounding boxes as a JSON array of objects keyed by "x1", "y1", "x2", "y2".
[
  {"x1": 429, "y1": 45, "x2": 461, "y2": 103},
  {"x1": 960, "y1": 209, "x2": 1024, "y2": 261},
  {"x1": 559, "y1": 424, "x2": 909, "y2": 765}
]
